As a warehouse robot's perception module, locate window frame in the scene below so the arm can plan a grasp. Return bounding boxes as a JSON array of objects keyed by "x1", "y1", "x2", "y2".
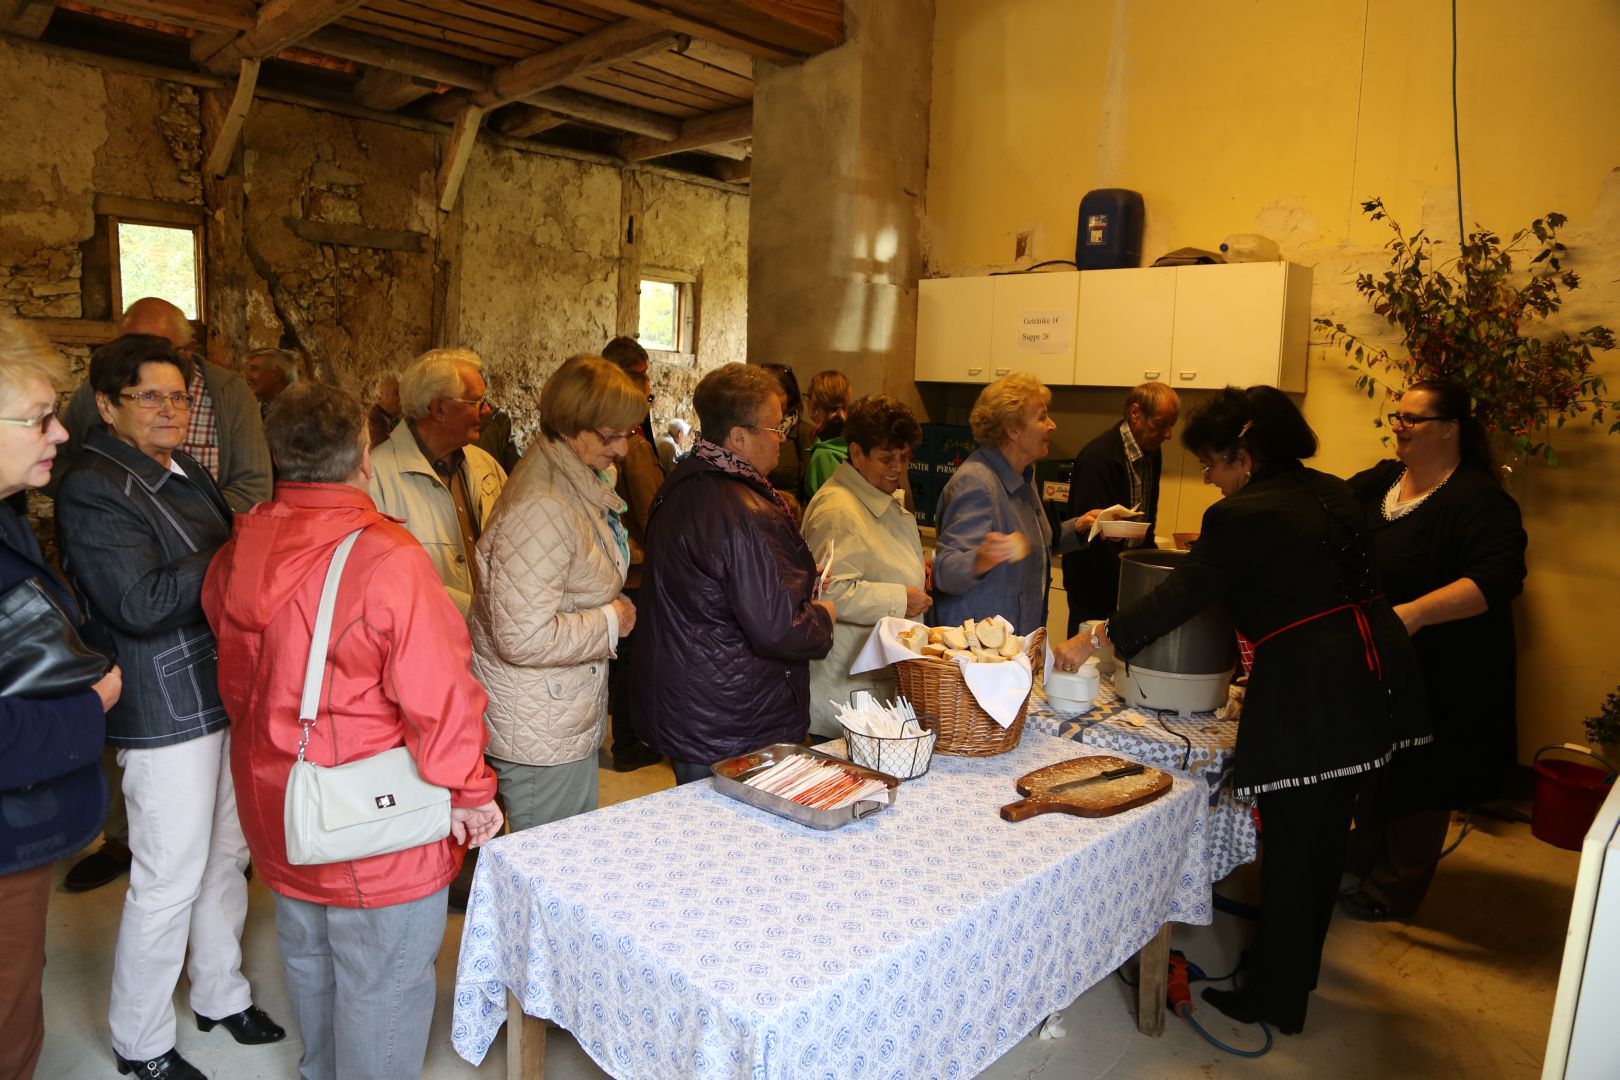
[
  {"x1": 638, "y1": 267, "x2": 697, "y2": 364},
  {"x1": 89, "y1": 194, "x2": 207, "y2": 323}
]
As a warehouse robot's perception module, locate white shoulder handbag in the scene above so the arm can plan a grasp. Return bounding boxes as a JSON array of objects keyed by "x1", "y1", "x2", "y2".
[{"x1": 284, "y1": 529, "x2": 452, "y2": 866}]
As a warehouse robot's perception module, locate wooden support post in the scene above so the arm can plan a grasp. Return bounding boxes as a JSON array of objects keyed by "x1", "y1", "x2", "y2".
[
  {"x1": 506, "y1": 991, "x2": 547, "y2": 1080},
  {"x1": 204, "y1": 58, "x2": 260, "y2": 178},
  {"x1": 1134, "y1": 923, "x2": 1172, "y2": 1036},
  {"x1": 616, "y1": 172, "x2": 644, "y2": 337},
  {"x1": 437, "y1": 104, "x2": 484, "y2": 213},
  {"x1": 201, "y1": 86, "x2": 248, "y2": 370}
]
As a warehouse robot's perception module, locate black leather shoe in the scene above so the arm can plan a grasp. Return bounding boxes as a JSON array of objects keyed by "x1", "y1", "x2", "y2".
[
  {"x1": 63, "y1": 839, "x2": 132, "y2": 893},
  {"x1": 1200, "y1": 987, "x2": 1304, "y2": 1035},
  {"x1": 114, "y1": 1047, "x2": 207, "y2": 1078},
  {"x1": 194, "y1": 1005, "x2": 286, "y2": 1044},
  {"x1": 611, "y1": 744, "x2": 661, "y2": 772}
]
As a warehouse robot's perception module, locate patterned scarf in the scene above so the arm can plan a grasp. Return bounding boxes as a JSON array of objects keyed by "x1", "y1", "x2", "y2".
[{"x1": 692, "y1": 436, "x2": 795, "y2": 519}]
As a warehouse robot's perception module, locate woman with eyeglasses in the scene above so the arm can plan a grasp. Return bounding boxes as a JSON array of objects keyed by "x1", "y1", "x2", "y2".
[
  {"x1": 470, "y1": 355, "x2": 645, "y2": 831},
  {"x1": 1339, "y1": 380, "x2": 1527, "y2": 923},
  {"x1": 1052, "y1": 385, "x2": 1428, "y2": 1034},
  {"x1": 56, "y1": 334, "x2": 282, "y2": 1080},
  {"x1": 0, "y1": 317, "x2": 122, "y2": 1080},
  {"x1": 633, "y1": 363, "x2": 837, "y2": 784}
]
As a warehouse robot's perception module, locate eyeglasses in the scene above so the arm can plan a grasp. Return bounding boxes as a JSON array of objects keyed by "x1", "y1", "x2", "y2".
[
  {"x1": 1387, "y1": 413, "x2": 1447, "y2": 429},
  {"x1": 0, "y1": 409, "x2": 59, "y2": 432},
  {"x1": 755, "y1": 413, "x2": 798, "y2": 439},
  {"x1": 1199, "y1": 454, "x2": 1233, "y2": 478},
  {"x1": 593, "y1": 427, "x2": 634, "y2": 445},
  {"x1": 450, "y1": 395, "x2": 490, "y2": 410},
  {"x1": 118, "y1": 391, "x2": 193, "y2": 410}
]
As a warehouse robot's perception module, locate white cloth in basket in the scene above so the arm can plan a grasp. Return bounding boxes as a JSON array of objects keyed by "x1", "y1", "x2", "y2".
[{"x1": 851, "y1": 616, "x2": 1033, "y2": 730}]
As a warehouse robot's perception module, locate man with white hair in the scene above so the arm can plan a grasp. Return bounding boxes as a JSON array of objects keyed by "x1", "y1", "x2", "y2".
[
  {"x1": 242, "y1": 347, "x2": 299, "y2": 416},
  {"x1": 655, "y1": 417, "x2": 690, "y2": 472},
  {"x1": 368, "y1": 348, "x2": 506, "y2": 616}
]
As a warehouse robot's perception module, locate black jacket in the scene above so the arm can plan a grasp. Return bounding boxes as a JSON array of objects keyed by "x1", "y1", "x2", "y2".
[
  {"x1": 1348, "y1": 459, "x2": 1527, "y2": 808},
  {"x1": 0, "y1": 505, "x2": 107, "y2": 874},
  {"x1": 1108, "y1": 462, "x2": 1429, "y2": 796},
  {"x1": 633, "y1": 454, "x2": 834, "y2": 764},
  {"x1": 1062, "y1": 422, "x2": 1161, "y2": 628},
  {"x1": 56, "y1": 429, "x2": 233, "y2": 750}
]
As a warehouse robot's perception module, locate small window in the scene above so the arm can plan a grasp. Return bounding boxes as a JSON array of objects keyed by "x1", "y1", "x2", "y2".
[
  {"x1": 638, "y1": 279, "x2": 679, "y2": 350},
  {"x1": 638, "y1": 270, "x2": 697, "y2": 358},
  {"x1": 116, "y1": 222, "x2": 201, "y2": 319}
]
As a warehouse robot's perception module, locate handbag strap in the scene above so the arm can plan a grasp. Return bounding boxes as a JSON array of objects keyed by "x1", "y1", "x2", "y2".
[{"x1": 297, "y1": 529, "x2": 364, "y2": 760}]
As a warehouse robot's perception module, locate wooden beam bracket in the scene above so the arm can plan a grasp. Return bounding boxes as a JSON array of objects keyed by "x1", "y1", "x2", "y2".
[
  {"x1": 204, "y1": 57, "x2": 260, "y2": 178},
  {"x1": 437, "y1": 104, "x2": 485, "y2": 213},
  {"x1": 283, "y1": 216, "x2": 427, "y2": 253}
]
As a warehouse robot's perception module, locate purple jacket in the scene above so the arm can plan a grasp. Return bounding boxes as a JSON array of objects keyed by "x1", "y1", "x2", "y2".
[{"x1": 632, "y1": 454, "x2": 834, "y2": 765}]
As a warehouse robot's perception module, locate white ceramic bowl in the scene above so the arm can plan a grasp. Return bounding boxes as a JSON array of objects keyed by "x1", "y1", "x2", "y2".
[{"x1": 1098, "y1": 519, "x2": 1151, "y2": 540}]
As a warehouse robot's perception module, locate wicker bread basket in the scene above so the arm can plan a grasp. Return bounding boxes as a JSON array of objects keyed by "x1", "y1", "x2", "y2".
[{"x1": 892, "y1": 627, "x2": 1045, "y2": 756}]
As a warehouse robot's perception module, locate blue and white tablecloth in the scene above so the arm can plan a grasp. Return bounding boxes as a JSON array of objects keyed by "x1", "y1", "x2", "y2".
[
  {"x1": 1025, "y1": 676, "x2": 1258, "y2": 881},
  {"x1": 452, "y1": 733, "x2": 1211, "y2": 1080}
]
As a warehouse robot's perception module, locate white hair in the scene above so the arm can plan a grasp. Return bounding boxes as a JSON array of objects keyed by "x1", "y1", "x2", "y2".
[
  {"x1": 248, "y1": 348, "x2": 299, "y2": 383},
  {"x1": 0, "y1": 315, "x2": 67, "y2": 406},
  {"x1": 665, "y1": 417, "x2": 690, "y2": 437},
  {"x1": 400, "y1": 348, "x2": 482, "y2": 420}
]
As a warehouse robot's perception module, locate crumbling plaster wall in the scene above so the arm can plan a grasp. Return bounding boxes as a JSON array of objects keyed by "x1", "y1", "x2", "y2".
[
  {"x1": 0, "y1": 37, "x2": 750, "y2": 455},
  {"x1": 239, "y1": 100, "x2": 439, "y2": 392},
  {"x1": 637, "y1": 168, "x2": 750, "y2": 432}
]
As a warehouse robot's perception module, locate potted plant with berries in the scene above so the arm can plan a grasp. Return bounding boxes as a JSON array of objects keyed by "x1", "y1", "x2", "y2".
[
  {"x1": 1315, "y1": 197, "x2": 1616, "y2": 466},
  {"x1": 1587, "y1": 687, "x2": 1620, "y2": 765}
]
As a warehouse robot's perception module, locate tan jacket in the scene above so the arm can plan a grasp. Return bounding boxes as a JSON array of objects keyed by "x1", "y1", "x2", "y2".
[
  {"x1": 368, "y1": 422, "x2": 506, "y2": 616},
  {"x1": 800, "y1": 461, "x2": 927, "y2": 736},
  {"x1": 470, "y1": 434, "x2": 629, "y2": 766}
]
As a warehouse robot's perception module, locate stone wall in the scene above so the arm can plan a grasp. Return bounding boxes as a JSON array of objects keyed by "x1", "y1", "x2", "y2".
[{"x1": 0, "y1": 36, "x2": 749, "y2": 458}]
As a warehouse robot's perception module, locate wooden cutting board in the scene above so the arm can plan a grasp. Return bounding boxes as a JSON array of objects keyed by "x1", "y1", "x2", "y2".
[{"x1": 1000, "y1": 754, "x2": 1172, "y2": 821}]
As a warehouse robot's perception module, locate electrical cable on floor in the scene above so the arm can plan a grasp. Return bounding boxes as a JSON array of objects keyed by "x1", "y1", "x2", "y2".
[
  {"x1": 1180, "y1": 1011, "x2": 1275, "y2": 1057},
  {"x1": 1438, "y1": 810, "x2": 1473, "y2": 859}
]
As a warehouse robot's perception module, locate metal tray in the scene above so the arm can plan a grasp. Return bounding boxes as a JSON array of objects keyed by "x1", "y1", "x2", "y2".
[{"x1": 710, "y1": 743, "x2": 899, "y2": 831}]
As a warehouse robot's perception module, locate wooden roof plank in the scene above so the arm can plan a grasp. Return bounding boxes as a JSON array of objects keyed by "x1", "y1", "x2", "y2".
[
  {"x1": 73, "y1": 0, "x2": 256, "y2": 32},
  {"x1": 371, "y1": 0, "x2": 572, "y2": 48},
  {"x1": 412, "y1": 0, "x2": 606, "y2": 37},
  {"x1": 564, "y1": 72, "x2": 702, "y2": 117},
  {"x1": 337, "y1": 10, "x2": 528, "y2": 63},
  {"x1": 303, "y1": 24, "x2": 493, "y2": 88},
  {"x1": 523, "y1": 86, "x2": 680, "y2": 138},
  {"x1": 197, "y1": 0, "x2": 371, "y2": 74},
  {"x1": 487, "y1": 19, "x2": 682, "y2": 103},
  {"x1": 567, "y1": 0, "x2": 840, "y2": 62},
  {"x1": 636, "y1": 49, "x2": 753, "y2": 99},
  {"x1": 616, "y1": 55, "x2": 748, "y2": 106}
]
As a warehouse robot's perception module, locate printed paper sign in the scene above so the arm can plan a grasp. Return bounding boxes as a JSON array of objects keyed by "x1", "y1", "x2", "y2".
[{"x1": 1016, "y1": 310, "x2": 1072, "y2": 354}]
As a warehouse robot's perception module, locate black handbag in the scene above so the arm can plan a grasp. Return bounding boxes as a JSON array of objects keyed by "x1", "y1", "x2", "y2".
[{"x1": 0, "y1": 576, "x2": 113, "y2": 698}]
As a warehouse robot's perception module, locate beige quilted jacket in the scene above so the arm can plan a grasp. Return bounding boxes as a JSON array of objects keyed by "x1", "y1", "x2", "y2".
[{"x1": 470, "y1": 434, "x2": 629, "y2": 766}]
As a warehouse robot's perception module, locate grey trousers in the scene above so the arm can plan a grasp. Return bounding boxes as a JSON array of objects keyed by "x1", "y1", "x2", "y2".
[
  {"x1": 488, "y1": 753, "x2": 598, "y2": 834},
  {"x1": 272, "y1": 887, "x2": 448, "y2": 1080}
]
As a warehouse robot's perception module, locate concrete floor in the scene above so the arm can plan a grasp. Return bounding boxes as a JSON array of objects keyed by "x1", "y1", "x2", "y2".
[{"x1": 35, "y1": 748, "x2": 1576, "y2": 1080}]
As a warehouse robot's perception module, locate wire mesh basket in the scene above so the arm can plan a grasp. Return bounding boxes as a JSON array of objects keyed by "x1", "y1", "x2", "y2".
[{"x1": 841, "y1": 716, "x2": 939, "y2": 780}]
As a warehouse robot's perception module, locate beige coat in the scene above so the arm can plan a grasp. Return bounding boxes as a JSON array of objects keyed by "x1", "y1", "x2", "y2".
[
  {"x1": 368, "y1": 421, "x2": 506, "y2": 616},
  {"x1": 470, "y1": 434, "x2": 629, "y2": 766},
  {"x1": 800, "y1": 461, "x2": 927, "y2": 736}
]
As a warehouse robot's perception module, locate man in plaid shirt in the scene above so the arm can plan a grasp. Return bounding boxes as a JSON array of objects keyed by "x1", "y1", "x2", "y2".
[{"x1": 50, "y1": 296, "x2": 272, "y2": 894}]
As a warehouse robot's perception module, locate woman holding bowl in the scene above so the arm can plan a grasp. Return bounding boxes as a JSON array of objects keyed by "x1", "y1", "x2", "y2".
[
  {"x1": 932, "y1": 372, "x2": 1097, "y2": 635},
  {"x1": 1052, "y1": 386, "x2": 1428, "y2": 1034},
  {"x1": 57, "y1": 333, "x2": 282, "y2": 1080},
  {"x1": 801, "y1": 394, "x2": 930, "y2": 737}
]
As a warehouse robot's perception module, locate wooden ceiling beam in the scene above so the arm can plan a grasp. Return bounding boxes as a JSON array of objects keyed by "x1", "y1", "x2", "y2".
[
  {"x1": 615, "y1": 103, "x2": 750, "y2": 162},
  {"x1": 574, "y1": 0, "x2": 840, "y2": 62},
  {"x1": 2, "y1": 0, "x2": 56, "y2": 38},
  {"x1": 193, "y1": 0, "x2": 370, "y2": 75},
  {"x1": 302, "y1": 26, "x2": 492, "y2": 90},
  {"x1": 495, "y1": 104, "x2": 567, "y2": 139},
  {"x1": 486, "y1": 20, "x2": 682, "y2": 104},
  {"x1": 75, "y1": 0, "x2": 255, "y2": 32},
  {"x1": 353, "y1": 66, "x2": 435, "y2": 110},
  {"x1": 522, "y1": 87, "x2": 679, "y2": 140},
  {"x1": 203, "y1": 57, "x2": 259, "y2": 176},
  {"x1": 710, "y1": 156, "x2": 750, "y2": 183}
]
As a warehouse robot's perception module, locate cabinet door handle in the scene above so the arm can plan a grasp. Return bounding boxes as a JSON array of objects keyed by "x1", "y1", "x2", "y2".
[
  {"x1": 1144, "y1": 370, "x2": 1161, "y2": 379},
  {"x1": 968, "y1": 367, "x2": 983, "y2": 375},
  {"x1": 1179, "y1": 371, "x2": 1197, "y2": 381},
  {"x1": 994, "y1": 368, "x2": 1009, "y2": 376}
]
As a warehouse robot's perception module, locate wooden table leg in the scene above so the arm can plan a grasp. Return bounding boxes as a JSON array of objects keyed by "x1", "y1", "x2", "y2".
[
  {"x1": 507, "y1": 990, "x2": 547, "y2": 1080},
  {"x1": 1134, "y1": 923, "x2": 1172, "y2": 1036}
]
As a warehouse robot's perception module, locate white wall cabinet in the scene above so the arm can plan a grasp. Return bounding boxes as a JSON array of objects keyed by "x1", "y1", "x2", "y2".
[
  {"x1": 915, "y1": 276, "x2": 993, "y2": 383},
  {"x1": 916, "y1": 262, "x2": 1312, "y2": 391}
]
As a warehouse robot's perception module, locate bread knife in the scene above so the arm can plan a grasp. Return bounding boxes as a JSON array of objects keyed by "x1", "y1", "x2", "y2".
[{"x1": 1047, "y1": 762, "x2": 1146, "y2": 794}]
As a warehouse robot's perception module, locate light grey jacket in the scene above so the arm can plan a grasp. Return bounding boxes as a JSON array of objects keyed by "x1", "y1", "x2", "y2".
[{"x1": 367, "y1": 421, "x2": 506, "y2": 616}]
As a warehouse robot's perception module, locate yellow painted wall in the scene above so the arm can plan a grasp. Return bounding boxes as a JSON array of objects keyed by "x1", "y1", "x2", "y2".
[{"x1": 924, "y1": 0, "x2": 1620, "y2": 759}]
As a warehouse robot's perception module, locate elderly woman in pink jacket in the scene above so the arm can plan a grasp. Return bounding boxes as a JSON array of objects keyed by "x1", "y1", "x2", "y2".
[{"x1": 470, "y1": 355, "x2": 645, "y2": 830}]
